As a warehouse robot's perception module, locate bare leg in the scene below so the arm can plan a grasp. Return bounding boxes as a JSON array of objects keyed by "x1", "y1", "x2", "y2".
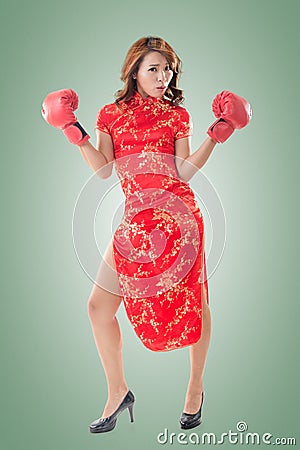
[
  {"x1": 87, "y1": 239, "x2": 128, "y2": 418},
  {"x1": 183, "y1": 280, "x2": 211, "y2": 413}
]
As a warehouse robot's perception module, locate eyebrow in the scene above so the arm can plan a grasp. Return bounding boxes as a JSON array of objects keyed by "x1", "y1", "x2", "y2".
[{"x1": 148, "y1": 63, "x2": 169, "y2": 67}]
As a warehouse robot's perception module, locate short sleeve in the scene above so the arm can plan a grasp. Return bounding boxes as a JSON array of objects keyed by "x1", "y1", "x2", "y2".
[
  {"x1": 174, "y1": 107, "x2": 193, "y2": 140},
  {"x1": 95, "y1": 105, "x2": 111, "y2": 134}
]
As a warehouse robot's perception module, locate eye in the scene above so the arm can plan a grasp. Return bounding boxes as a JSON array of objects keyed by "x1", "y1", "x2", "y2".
[{"x1": 149, "y1": 67, "x2": 157, "y2": 72}]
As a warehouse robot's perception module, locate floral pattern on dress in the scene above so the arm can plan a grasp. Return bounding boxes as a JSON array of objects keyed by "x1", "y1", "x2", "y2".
[{"x1": 95, "y1": 90, "x2": 209, "y2": 352}]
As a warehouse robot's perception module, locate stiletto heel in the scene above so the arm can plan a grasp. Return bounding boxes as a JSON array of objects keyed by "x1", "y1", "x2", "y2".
[
  {"x1": 128, "y1": 404, "x2": 134, "y2": 422},
  {"x1": 179, "y1": 391, "x2": 205, "y2": 430},
  {"x1": 89, "y1": 390, "x2": 135, "y2": 433}
]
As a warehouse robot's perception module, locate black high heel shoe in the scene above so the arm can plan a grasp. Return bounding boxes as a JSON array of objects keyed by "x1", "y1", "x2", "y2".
[
  {"x1": 179, "y1": 391, "x2": 205, "y2": 430},
  {"x1": 89, "y1": 390, "x2": 135, "y2": 433}
]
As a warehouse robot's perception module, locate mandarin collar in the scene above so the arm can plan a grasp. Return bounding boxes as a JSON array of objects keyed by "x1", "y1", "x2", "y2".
[{"x1": 124, "y1": 90, "x2": 167, "y2": 110}]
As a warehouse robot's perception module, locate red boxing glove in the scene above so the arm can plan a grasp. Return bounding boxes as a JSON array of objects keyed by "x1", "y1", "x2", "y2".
[
  {"x1": 207, "y1": 90, "x2": 252, "y2": 143},
  {"x1": 41, "y1": 89, "x2": 90, "y2": 145}
]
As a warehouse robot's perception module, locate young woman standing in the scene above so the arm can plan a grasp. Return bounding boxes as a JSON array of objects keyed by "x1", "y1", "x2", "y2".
[{"x1": 41, "y1": 36, "x2": 251, "y2": 434}]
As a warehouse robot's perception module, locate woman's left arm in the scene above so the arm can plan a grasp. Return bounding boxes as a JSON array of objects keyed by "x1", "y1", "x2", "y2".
[{"x1": 175, "y1": 136, "x2": 217, "y2": 182}]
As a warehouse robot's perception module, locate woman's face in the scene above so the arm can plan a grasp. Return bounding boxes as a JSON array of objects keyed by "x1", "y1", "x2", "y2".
[{"x1": 134, "y1": 51, "x2": 173, "y2": 99}]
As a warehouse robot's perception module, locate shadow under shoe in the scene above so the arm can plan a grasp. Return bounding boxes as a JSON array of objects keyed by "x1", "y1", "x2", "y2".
[
  {"x1": 179, "y1": 391, "x2": 205, "y2": 430},
  {"x1": 89, "y1": 390, "x2": 135, "y2": 433}
]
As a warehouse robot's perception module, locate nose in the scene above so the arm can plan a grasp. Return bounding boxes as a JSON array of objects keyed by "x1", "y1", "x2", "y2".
[{"x1": 157, "y1": 70, "x2": 167, "y2": 82}]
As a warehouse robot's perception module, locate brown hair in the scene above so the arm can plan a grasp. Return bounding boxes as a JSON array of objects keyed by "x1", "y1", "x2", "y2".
[{"x1": 115, "y1": 36, "x2": 184, "y2": 107}]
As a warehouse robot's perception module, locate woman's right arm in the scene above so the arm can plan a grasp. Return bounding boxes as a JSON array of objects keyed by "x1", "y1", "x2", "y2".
[{"x1": 79, "y1": 129, "x2": 115, "y2": 179}]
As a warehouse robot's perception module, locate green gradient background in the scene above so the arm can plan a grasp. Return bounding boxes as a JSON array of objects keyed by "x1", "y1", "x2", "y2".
[{"x1": 1, "y1": 0, "x2": 299, "y2": 449}]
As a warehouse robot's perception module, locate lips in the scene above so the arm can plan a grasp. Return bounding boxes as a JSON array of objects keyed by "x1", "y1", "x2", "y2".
[{"x1": 157, "y1": 86, "x2": 167, "y2": 90}]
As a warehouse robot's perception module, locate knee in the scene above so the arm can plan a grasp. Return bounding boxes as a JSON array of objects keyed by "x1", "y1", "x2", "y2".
[
  {"x1": 87, "y1": 296, "x2": 104, "y2": 316},
  {"x1": 87, "y1": 296, "x2": 98, "y2": 315},
  {"x1": 87, "y1": 296, "x2": 115, "y2": 325}
]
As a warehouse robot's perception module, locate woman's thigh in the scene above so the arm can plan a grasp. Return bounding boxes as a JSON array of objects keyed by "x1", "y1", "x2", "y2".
[
  {"x1": 94, "y1": 238, "x2": 121, "y2": 295},
  {"x1": 88, "y1": 238, "x2": 122, "y2": 317}
]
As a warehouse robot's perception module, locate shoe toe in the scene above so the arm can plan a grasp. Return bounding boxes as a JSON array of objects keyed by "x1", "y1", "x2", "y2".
[
  {"x1": 180, "y1": 416, "x2": 202, "y2": 429},
  {"x1": 89, "y1": 417, "x2": 117, "y2": 433},
  {"x1": 179, "y1": 409, "x2": 202, "y2": 429},
  {"x1": 90, "y1": 417, "x2": 107, "y2": 427}
]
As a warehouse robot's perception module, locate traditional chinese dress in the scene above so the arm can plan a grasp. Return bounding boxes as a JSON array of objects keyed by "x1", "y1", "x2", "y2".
[{"x1": 96, "y1": 90, "x2": 209, "y2": 352}]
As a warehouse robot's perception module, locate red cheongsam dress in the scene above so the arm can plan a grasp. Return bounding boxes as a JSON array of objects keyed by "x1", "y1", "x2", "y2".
[{"x1": 95, "y1": 90, "x2": 209, "y2": 352}]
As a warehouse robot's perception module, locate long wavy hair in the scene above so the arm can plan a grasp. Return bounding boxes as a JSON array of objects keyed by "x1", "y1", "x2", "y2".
[{"x1": 115, "y1": 36, "x2": 184, "y2": 107}]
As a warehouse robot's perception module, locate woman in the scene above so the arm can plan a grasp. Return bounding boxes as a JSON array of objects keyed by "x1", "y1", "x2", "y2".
[{"x1": 41, "y1": 36, "x2": 251, "y2": 434}]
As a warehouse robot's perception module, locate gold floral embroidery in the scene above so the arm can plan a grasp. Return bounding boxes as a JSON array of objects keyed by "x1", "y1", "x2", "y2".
[{"x1": 100, "y1": 91, "x2": 208, "y2": 351}]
